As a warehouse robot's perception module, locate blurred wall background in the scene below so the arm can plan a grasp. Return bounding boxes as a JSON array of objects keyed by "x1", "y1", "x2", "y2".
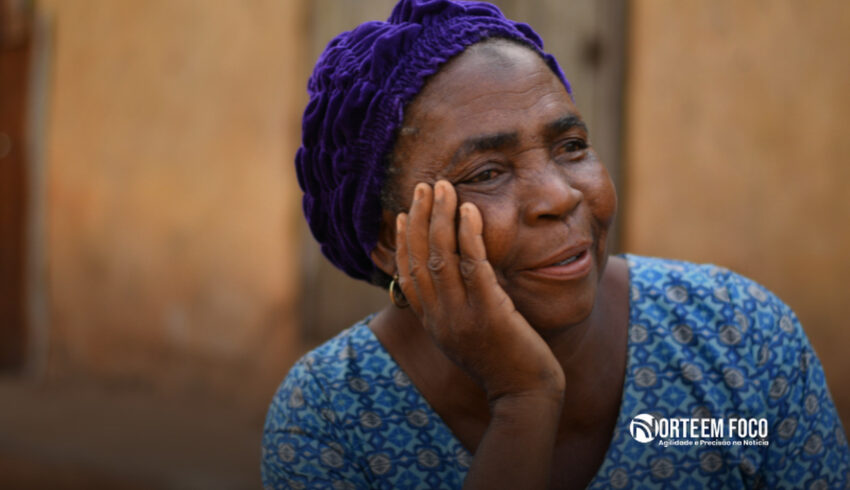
[
  {"x1": 0, "y1": 0, "x2": 847, "y2": 488},
  {"x1": 1, "y1": 0, "x2": 307, "y2": 487},
  {"x1": 38, "y1": 0, "x2": 305, "y2": 409}
]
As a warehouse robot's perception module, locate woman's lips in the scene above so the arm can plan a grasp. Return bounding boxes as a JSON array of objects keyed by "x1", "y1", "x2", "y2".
[{"x1": 523, "y1": 248, "x2": 593, "y2": 280}]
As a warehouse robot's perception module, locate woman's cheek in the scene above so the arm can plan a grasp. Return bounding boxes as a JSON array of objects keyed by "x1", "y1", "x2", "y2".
[
  {"x1": 478, "y1": 200, "x2": 519, "y2": 265},
  {"x1": 587, "y1": 167, "x2": 618, "y2": 228}
]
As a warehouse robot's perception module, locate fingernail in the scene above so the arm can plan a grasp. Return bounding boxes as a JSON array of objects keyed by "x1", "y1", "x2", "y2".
[
  {"x1": 396, "y1": 213, "x2": 405, "y2": 230},
  {"x1": 459, "y1": 203, "x2": 469, "y2": 218},
  {"x1": 414, "y1": 184, "x2": 424, "y2": 200},
  {"x1": 434, "y1": 182, "x2": 444, "y2": 200}
]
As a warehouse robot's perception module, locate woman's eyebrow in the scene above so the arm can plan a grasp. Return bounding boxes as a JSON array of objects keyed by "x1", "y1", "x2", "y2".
[
  {"x1": 449, "y1": 132, "x2": 519, "y2": 169},
  {"x1": 544, "y1": 114, "x2": 588, "y2": 139}
]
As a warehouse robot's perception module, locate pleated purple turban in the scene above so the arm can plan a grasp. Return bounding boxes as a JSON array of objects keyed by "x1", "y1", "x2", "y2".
[{"x1": 296, "y1": 0, "x2": 571, "y2": 283}]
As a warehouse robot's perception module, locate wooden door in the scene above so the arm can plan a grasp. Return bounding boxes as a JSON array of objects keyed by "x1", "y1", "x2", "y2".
[{"x1": 0, "y1": 0, "x2": 31, "y2": 370}]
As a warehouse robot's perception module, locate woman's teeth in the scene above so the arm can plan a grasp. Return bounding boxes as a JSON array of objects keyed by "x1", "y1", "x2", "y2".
[{"x1": 554, "y1": 252, "x2": 582, "y2": 266}]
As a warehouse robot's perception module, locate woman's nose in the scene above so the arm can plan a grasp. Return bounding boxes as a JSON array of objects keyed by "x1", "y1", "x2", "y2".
[{"x1": 520, "y1": 161, "x2": 582, "y2": 224}]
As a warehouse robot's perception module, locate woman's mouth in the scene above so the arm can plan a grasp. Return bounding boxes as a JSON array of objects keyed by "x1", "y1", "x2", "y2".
[
  {"x1": 524, "y1": 248, "x2": 593, "y2": 280},
  {"x1": 553, "y1": 252, "x2": 583, "y2": 266}
]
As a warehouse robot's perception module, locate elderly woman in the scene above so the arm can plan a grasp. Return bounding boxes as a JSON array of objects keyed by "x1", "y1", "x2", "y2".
[{"x1": 262, "y1": 1, "x2": 849, "y2": 488}]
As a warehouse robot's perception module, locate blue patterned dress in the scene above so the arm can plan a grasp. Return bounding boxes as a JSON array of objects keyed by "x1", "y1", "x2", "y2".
[{"x1": 262, "y1": 255, "x2": 849, "y2": 489}]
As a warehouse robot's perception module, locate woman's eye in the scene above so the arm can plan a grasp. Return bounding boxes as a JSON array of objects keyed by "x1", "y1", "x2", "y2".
[
  {"x1": 560, "y1": 138, "x2": 588, "y2": 154},
  {"x1": 464, "y1": 169, "x2": 500, "y2": 184}
]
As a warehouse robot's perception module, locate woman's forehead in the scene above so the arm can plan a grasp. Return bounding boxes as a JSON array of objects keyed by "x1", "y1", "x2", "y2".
[
  {"x1": 399, "y1": 41, "x2": 577, "y2": 146},
  {"x1": 406, "y1": 41, "x2": 573, "y2": 124}
]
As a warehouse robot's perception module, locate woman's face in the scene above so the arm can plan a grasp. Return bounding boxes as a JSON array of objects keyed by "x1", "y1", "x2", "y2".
[{"x1": 388, "y1": 40, "x2": 617, "y2": 332}]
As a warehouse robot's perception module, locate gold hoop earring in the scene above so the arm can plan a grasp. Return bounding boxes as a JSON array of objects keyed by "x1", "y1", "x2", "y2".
[{"x1": 389, "y1": 275, "x2": 409, "y2": 309}]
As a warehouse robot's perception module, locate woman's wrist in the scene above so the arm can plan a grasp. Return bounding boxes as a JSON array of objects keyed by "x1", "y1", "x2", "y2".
[
  {"x1": 462, "y1": 387, "x2": 564, "y2": 490},
  {"x1": 488, "y1": 388, "x2": 565, "y2": 425},
  {"x1": 486, "y1": 369, "x2": 566, "y2": 410}
]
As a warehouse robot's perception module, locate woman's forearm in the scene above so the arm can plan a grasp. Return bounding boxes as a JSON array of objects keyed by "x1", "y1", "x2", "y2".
[{"x1": 463, "y1": 391, "x2": 564, "y2": 490}]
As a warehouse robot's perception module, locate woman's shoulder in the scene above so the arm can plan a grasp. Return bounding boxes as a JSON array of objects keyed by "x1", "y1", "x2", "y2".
[
  {"x1": 600, "y1": 256, "x2": 849, "y2": 490},
  {"x1": 263, "y1": 315, "x2": 472, "y2": 488},
  {"x1": 263, "y1": 315, "x2": 400, "y2": 457},
  {"x1": 262, "y1": 317, "x2": 392, "y2": 488},
  {"x1": 621, "y1": 254, "x2": 817, "y2": 419},
  {"x1": 274, "y1": 315, "x2": 395, "y2": 393},
  {"x1": 625, "y1": 254, "x2": 790, "y2": 312},
  {"x1": 623, "y1": 253, "x2": 803, "y2": 350},
  {"x1": 626, "y1": 253, "x2": 751, "y2": 291}
]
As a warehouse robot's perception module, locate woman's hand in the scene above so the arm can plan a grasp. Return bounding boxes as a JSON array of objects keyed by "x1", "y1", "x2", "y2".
[
  {"x1": 396, "y1": 180, "x2": 567, "y2": 489},
  {"x1": 395, "y1": 180, "x2": 565, "y2": 404}
]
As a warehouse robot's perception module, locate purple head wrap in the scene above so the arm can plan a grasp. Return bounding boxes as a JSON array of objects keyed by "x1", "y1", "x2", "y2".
[{"x1": 296, "y1": 0, "x2": 571, "y2": 283}]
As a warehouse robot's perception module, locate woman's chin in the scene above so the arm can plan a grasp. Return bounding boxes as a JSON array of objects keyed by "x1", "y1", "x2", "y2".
[{"x1": 511, "y1": 282, "x2": 599, "y2": 335}]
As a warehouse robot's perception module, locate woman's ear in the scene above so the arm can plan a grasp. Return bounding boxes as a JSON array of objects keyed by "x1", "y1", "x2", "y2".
[{"x1": 370, "y1": 209, "x2": 398, "y2": 277}]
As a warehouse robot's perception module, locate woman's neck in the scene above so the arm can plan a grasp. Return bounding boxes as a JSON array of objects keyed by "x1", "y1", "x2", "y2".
[{"x1": 367, "y1": 254, "x2": 630, "y2": 438}]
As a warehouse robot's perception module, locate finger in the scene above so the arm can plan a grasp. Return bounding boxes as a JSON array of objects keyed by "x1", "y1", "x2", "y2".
[
  {"x1": 457, "y1": 202, "x2": 515, "y2": 312},
  {"x1": 394, "y1": 213, "x2": 423, "y2": 315},
  {"x1": 427, "y1": 180, "x2": 466, "y2": 304},
  {"x1": 405, "y1": 183, "x2": 437, "y2": 308}
]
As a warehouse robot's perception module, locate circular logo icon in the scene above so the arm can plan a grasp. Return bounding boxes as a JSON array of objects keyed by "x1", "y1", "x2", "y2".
[{"x1": 630, "y1": 413, "x2": 658, "y2": 443}]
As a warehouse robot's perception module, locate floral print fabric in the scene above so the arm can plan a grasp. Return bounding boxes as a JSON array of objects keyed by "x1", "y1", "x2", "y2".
[{"x1": 262, "y1": 255, "x2": 849, "y2": 489}]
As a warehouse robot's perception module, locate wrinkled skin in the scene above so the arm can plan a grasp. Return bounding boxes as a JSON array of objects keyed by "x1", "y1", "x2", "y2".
[{"x1": 369, "y1": 40, "x2": 629, "y2": 489}]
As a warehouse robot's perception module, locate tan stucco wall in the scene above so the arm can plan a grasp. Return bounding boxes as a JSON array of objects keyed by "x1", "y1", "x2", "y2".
[
  {"x1": 37, "y1": 0, "x2": 305, "y2": 405},
  {"x1": 624, "y1": 1, "x2": 850, "y2": 426}
]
